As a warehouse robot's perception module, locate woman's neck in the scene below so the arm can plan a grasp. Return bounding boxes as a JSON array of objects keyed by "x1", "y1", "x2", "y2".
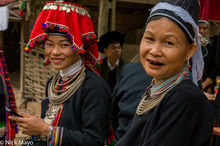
[{"x1": 59, "y1": 58, "x2": 83, "y2": 77}]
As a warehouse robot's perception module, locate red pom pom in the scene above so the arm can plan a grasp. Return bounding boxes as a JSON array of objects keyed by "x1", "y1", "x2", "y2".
[{"x1": 92, "y1": 34, "x2": 96, "y2": 38}]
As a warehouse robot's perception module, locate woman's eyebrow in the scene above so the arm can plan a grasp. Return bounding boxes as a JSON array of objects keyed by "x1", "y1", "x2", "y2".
[
  {"x1": 59, "y1": 40, "x2": 69, "y2": 43},
  {"x1": 144, "y1": 30, "x2": 153, "y2": 35},
  {"x1": 45, "y1": 39, "x2": 53, "y2": 42}
]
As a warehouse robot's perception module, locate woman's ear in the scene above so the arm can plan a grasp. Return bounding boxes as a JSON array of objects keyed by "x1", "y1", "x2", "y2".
[{"x1": 186, "y1": 42, "x2": 197, "y2": 60}]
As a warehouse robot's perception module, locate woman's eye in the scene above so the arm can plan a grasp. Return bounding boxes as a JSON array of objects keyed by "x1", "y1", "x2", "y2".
[
  {"x1": 165, "y1": 41, "x2": 174, "y2": 45},
  {"x1": 45, "y1": 43, "x2": 52, "y2": 47},
  {"x1": 61, "y1": 44, "x2": 70, "y2": 47},
  {"x1": 145, "y1": 37, "x2": 154, "y2": 42}
]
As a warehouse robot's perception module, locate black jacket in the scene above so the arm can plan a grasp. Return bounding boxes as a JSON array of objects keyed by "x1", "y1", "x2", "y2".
[
  {"x1": 112, "y1": 63, "x2": 152, "y2": 140},
  {"x1": 34, "y1": 69, "x2": 111, "y2": 146},
  {"x1": 97, "y1": 57, "x2": 125, "y2": 90},
  {"x1": 202, "y1": 43, "x2": 215, "y2": 80},
  {"x1": 116, "y1": 79, "x2": 214, "y2": 146}
]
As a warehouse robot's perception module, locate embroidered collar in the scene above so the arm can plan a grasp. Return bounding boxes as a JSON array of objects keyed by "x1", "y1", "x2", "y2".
[
  {"x1": 147, "y1": 65, "x2": 189, "y2": 97},
  {"x1": 136, "y1": 65, "x2": 189, "y2": 115}
]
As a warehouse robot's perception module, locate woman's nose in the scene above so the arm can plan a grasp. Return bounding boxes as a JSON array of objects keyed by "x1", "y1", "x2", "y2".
[
  {"x1": 51, "y1": 45, "x2": 60, "y2": 55},
  {"x1": 150, "y1": 42, "x2": 161, "y2": 56},
  {"x1": 200, "y1": 29, "x2": 205, "y2": 35}
]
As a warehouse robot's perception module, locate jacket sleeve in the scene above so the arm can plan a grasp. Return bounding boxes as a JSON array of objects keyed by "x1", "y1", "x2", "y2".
[{"x1": 209, "y1": 33, "x2": 220, "y2": 81}]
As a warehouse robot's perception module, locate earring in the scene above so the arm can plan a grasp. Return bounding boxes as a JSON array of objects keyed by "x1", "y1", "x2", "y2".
[{"x1": 43, "y1": 56, "x2": 50, "y2": 67}]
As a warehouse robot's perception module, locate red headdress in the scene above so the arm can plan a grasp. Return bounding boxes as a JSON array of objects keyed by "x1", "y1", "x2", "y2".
[{"x1": 24, "y1": 1, "x2": 101, "y2": 73}]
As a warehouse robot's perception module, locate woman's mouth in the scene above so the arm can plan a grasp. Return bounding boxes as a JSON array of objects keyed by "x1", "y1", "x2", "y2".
[
  {"x1": 51, "y1": 58, "x2": 64, "y2": 64},
  {"x1": 147, "y1": 59, "x2": 164, "y2": 66}
]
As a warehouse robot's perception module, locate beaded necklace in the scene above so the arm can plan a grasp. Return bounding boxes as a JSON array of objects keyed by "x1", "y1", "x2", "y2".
[
  {"x1": 48, "y1": 66, "x2": 85, "y2": 105},
  {"x1": 136, "y1": 66, "x2": 189, "y2": 115}
]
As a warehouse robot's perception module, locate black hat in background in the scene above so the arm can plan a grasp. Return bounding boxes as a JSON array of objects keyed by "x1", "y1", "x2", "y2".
[{"x1": 97, "y1": 31, "x2": 124, "y2": 53}]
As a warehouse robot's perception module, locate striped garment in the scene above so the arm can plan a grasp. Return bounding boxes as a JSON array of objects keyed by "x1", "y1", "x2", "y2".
[
  {"x1": 147, "y1": 65, "x2": 189, "y2": 98},
  {"x1": 0, "y1": 47, "x2": 18, "y2": 145}
]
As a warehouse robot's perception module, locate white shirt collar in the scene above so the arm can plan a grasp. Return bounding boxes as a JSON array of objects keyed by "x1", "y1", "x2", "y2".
[
  {"x1": 59, "y1": 58, "x2": 83, "y2": 77},
  {"x1": 107, "y1": 59, "x2": 119, "y2": 71}
]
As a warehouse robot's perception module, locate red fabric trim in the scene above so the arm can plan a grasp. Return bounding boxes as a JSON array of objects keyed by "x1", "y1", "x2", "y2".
[{"x1": 199, "y1": 0, "x2": 220, "y2": 21}]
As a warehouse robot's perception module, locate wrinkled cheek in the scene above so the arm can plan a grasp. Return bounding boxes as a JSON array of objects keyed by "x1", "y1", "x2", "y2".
[{"x1": 140, "y1": 48, "x2": 146, "y2": 63}]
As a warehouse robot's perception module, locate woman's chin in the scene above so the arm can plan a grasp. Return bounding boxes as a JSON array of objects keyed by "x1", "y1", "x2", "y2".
[{"x1": 52, "y1": 64, "x2": 63, "y2": 70}]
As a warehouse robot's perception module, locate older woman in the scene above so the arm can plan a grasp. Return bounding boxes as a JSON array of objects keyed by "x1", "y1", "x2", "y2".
[
  {"x1": 116, "y1": 0, "x2": 214, "y2": 146},
  {"x1": 10, "y1": 1, "x2": 111, "y2": 146}
]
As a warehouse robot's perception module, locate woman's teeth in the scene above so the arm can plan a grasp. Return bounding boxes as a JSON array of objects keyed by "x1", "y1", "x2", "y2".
[{"x1": 148, "y1": 60, "x2": 164, "y2": 65}]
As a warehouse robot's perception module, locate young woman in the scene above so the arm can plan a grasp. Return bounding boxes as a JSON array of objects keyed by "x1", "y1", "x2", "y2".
[
  {"x1": 10, "y1": 1, "x2": 111, "y2": 146},
  {"x1": 116, "y1": 0, "x2": 214, "y2": 145}
]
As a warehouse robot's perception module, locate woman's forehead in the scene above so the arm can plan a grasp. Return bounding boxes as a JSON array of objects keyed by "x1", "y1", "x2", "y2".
[
  {"x1": 199, "y1": 23, "x2": 208, "y2": 28},
  {"x1": 46, "y1": 35, "x2": 68, "y2": 41},
  {"x1": 146, "y1": 17, "x2": 181, "y2": 33}
]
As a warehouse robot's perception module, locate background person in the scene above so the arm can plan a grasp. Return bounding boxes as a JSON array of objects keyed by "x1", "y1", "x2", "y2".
[
  {"x1": 111, "y1": 62, "x2": 152, "y2": 140},
  {"x1": 97, "y1": 31, "x2": 126, "y2": 90},
  {"x1": 198, "y1": 20, "x2": 216, "y2": 93},
  {"x1": 213, "y1": 32, "x2": 220, "y2": 146},
  {"x1": 116, "y1": 0, "x2": 213, "y2": 145},
  {"x1": 9, "y1": 1, "x2": 111, "y2": 146}
]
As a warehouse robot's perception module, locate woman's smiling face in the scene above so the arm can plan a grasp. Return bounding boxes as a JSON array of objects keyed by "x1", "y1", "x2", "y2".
[
  {"x1": 45, "y1": 35, "x2": 79, "y2": 70},
  {"x1": 140, "y1": 17, "x2": 196, "y2": 83}
]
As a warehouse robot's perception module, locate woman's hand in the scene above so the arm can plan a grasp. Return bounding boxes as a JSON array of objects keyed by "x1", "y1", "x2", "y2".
[
  {"x1": 9, "y1": 113, "x2": 49, "y2": 136},
  {"x1": 202, "y1": 77, "x2": 214, "y2": 90},
  {"x1": 0, "y1": 126, "x2": 6, "y2": 137}
]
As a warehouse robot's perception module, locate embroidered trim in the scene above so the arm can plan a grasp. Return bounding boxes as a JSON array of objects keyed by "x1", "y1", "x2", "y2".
[
  {"x1": 49, "y1": 127, "x2": 63, "y2": 146},
  {"x1": 44, "y1": 104, "x2": 63, "y2": 126},
  {"x1": 24, "y1": 22, "x2": 96, "y2": 57}
]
